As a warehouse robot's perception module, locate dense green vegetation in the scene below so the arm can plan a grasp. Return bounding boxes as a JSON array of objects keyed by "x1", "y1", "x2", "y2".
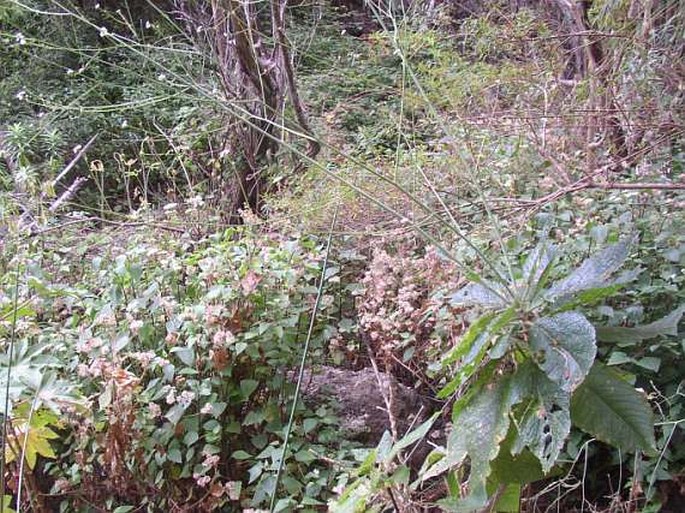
[{"x1": 0, "y1": 0, "x2": 683, "y2": 512}]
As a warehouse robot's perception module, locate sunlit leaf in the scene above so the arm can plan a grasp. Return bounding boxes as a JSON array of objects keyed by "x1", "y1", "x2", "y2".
[{"x1": 450, "y1": 281, "x2": 508, "y2": 309}]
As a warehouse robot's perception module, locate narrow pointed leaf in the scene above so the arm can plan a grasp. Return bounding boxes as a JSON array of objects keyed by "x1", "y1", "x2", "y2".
[
  {"x1": 596, "y1": 305, "x2": 684, "y2": 343},
  {"x1": 571, "y1": 362, "x2": 656, "y2": 454},
  {"x1": 545, "y1": 238, "x2": 633, "y2": 301},
  {"x1": 439, "y1": 309, "x2": 515, "y2": 399},
  {"x1": 523, "y1": 242, "x2": 556, "y2": 293}
]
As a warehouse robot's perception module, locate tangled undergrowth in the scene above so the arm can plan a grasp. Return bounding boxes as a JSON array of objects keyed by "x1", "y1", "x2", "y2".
[{"x1": 1, "y1": 1, "x2": 684, "y2": 512}]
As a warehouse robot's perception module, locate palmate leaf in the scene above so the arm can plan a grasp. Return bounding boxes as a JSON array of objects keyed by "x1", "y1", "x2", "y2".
[
  {"x1": 5, "y1": 406, "x2": 61, "y2": 470},
  {"x1": 596, "y1": 305, "x2": 684, "y2": 344},
  {"x1": 571, "y1": 362, "x2": 656, "y2": 454},
  {"x1": 529, "y1": 312, "x2": 596, "y2": 393},
  {"x1": 544, "y1": 238, "x2": 633, "y2": 304}
]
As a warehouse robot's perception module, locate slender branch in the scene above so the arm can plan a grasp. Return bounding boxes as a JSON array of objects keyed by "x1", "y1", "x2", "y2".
[
  {"x1": 588, "y1": 182, "x2": 685, "y2": 190},
  {"x1": 52, "y1": 133, "x2": 98, "y2": 186},
  {"x1": 48, "y1": 176, "x2": 88, "y2": 212}
]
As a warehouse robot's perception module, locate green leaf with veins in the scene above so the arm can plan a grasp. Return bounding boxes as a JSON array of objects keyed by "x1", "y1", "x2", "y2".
[
  {"x1": 511, "y1": 363, "x2": 570, "y2": 472},
  {"x1": 422, "y1": 374, "x2": 526, "y2": 511},
  {"x1": 529, "y1": 312, "x2": 596, "y2": 393},
  {"x1": 571, "y1": 362, "x2": 656, "y2": 454}
]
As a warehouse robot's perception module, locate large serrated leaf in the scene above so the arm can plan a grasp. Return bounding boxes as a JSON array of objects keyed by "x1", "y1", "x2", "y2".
[
  {"x1": 571, "y1": 362, "x2": 656, "y2": 454},
  {"x1": 511, "y1": 364, "x2": 570, "y2": 472},
  {"x1": 529, "y1": 312, "x2": 596, "y2": 392},
  {"x1": 596, "y1": 305, "x2": 684, "y2": 344},
  {"x1": 421, "y1": 375, "x2": 524, "y2": 510},
  {"x1": 545, "y1": 238, "x2": 633, "y2": 302}
]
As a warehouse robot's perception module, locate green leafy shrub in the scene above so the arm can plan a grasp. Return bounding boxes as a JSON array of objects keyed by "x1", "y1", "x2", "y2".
[{"x1": 0, "y1": 224, "x2": 363, "y2": 511}]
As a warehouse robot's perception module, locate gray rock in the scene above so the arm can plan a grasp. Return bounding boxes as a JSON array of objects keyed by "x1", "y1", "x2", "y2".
[{"x1": 296, "y1": 366, "x2": 428, "y2": 445}]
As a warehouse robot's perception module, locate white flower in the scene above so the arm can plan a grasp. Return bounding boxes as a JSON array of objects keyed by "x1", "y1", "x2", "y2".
[
  {"x1": 201, "y1": 403, "x2": 213, "y2": 415},
  {"x1": 15, "y1": 33, "x2": 26, "y2": 45},
  {"x1": 178, "y1": 390, "x2": 195, "y2": 407},
  {"x1": 149, "y1": 403, "x2": 161, "y2": 418},
  {"x1": 99, "y1": 26, "x2": 109, "y2": 37},
  {"x1": 145, "y1": 20, "x2": 152, "y2": 29},
  {"x1": 15, "y1": 90, "x2": 26, "y2": 101},
  {"x1": 195, "y1": 475, "x2": 211, "y2": 487},
  {"x1": 203, "y1": 454, "x2": 220, "y2": 468},
  {"x1": 165, "y1": 389, "x2": 176, "y2": 404},
  {"x1": 157, "y1": 73, "x2": 167, "y2": 81}
]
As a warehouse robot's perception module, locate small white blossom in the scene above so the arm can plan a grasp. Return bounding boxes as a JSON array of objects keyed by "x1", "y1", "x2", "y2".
[
  {"x1": 99, "y1": 26, "x2": 109, "y2": 37},
  {"x1": 15, "y1": 90, "x2": 26, "y2": 101},
  {"x1": 165, "y1": 389, "x2": 176, "y2": 404},
  {"x1": 187, "y1": 195, "x2": 204, "y2": 208},
  {"x1": 178, "y1": 390, "x2": 195, "y2": 407},
  {"x1": 149, "y1": 403, "x2": 161, "y2": 418},
  {"x1": 15, "y1": 32, "x2": 26, "y2": 45},
  {"x1": 145, "y1": 20, "x2": 152, "y2": 29}
]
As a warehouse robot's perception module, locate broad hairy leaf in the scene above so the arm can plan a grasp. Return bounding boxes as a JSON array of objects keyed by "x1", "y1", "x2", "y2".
[
  {"x1": 571, "y1": 362, "x2": 656, "y2": 454},
  {"x1": 596, "y1": 305, "x2": 684, "y2": 344},
  {"x1": 490, "y1": 423, "x2": 545, "y2": 485},
  {"x1": 421, "y1": 374, "x2": 526, "y2": 510},
  {"x1": 510, "y1": 364, "x2": 570, "y2": 472},
  {"x1": 545, "y1": 238, "x2": 633, "y2": 303},
  {"x1": 529, "y1": 312, "x2": 596, "y2": 393}
]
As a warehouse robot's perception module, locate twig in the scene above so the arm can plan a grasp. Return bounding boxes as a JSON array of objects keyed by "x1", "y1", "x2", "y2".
[
  {"x1": 28, "y1": 216, "x2": 186, "y2": 238},
  {"x1": 52, "y1": 134, "x2": 98, "y2": 186},
  {"x1": 588, "y1": 182, "x2": 685, "y2": 190},
  {"x1": 48, "y1": 177, "x2": 88, "y2": 213},
  {"x1": 367, "y1": 345, "x2": 399, "y2": 443}
]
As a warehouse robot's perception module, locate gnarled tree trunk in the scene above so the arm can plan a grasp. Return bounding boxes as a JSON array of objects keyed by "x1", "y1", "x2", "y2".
[{"x1": 175, "y1": 0, "x2": 319, "y2": 222}]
